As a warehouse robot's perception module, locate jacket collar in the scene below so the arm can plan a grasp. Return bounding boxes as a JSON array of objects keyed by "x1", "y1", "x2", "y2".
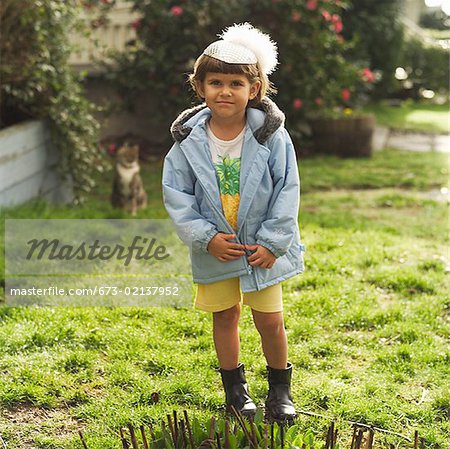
[{"x1": 170, "y1": 97, "x2": 285, "y2": 145}]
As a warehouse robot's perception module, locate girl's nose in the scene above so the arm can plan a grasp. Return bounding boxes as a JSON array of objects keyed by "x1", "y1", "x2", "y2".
[{"x1": 220, "y1": 85, "x2": 232, "y2": 96}]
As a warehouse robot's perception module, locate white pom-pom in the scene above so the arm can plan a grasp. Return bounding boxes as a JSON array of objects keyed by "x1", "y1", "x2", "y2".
[{"x1": 220, "y1": 23, "x2": 278, "y2": 75}]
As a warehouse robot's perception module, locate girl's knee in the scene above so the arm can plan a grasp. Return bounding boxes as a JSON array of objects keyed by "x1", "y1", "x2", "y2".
[
  {"x1": 252, "y1": 310, "x2": 285, "y2": 335},
  {"x1": 213, "y1": 303, "x2": 241, "y2": 327}
]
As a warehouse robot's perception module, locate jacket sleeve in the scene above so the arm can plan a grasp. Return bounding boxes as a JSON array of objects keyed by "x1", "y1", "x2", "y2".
[
  {"x1": 255, "y1": 128, "x2": 300, "y2": 258},
  {"x1": 162, "y1": 143, "x2": 218, "y2": 253}
]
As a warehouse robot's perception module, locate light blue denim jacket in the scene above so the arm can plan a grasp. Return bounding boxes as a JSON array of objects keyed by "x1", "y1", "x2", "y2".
[{"x1": 162, "y1": 98, "x2": 305, "y2": 292}]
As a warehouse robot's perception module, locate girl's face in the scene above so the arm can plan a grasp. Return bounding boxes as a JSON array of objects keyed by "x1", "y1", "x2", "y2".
[{"x1": 196, "y1": 72, "x2": 261, "y2": 123}]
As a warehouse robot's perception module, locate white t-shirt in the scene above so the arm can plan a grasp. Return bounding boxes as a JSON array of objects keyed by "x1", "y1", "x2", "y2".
[
  {"x1": 207, "y1": 123, "x2": 245, "y2": 163},
  {"x1": 206, "y1": 123, "x2": 246, "y2": 230}
]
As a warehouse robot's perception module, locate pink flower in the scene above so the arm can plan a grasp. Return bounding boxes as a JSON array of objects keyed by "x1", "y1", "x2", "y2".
[
  {"x1": 341, "y1": 88, "x2": 351, "y2": 102},
  {"x1": 131, "y1": 19, "x2": 141, "y2": 30},
  {"x1": 107, "y1": 143, "x2": 117, "y2": 155},
  {"x1": 331, "y1": 14, "x2": 341, "y2": 24},
  {"x1": 306, "y1": 0, "x2": 318, "y2": 10},
  {"x1": 333, "y1": 21, "x2": 343, "y2": 33},
  {"x1": 292, "y1": 10, "x2": 301, "y2": 22},
  {"x1": 170, "y1": 5, "x2": 183, "y2": 16},
  {"x1": 315, "y1": 97, "x2": 323, "y2": 106},
  {"x1": 293, "y1": 98, "x2": 303, "y2": 110},
  {"x1": 362, "y1": 67, "x2": 375, "y2": 83},
  {"x1": 321, "y1": 9, "x2": 331, "y2": 21}
]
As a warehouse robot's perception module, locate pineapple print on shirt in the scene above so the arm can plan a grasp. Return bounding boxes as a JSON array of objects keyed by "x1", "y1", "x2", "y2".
[
  {"x1": 207, "y1": 123, "x2": 245, "y2": 231},
  {"x1": 215, "y1": 155, "x2": 240, "y2": 231}
]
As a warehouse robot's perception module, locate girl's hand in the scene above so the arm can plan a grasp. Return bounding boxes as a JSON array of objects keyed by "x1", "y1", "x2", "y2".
[
  {"x1": 207, "y1": 233, "x2": 246, "y2": 261},
  {"x1": 245, "y1": 244, "x2": 276, "y2": 269}
]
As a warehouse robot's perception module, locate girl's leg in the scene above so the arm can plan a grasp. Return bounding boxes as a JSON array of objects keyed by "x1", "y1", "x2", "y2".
[
  {"x1": 252, "y1": 309, "x2": 296, "y2": 420},
  {"x1": 213, "y1": 303, "x2": 241, "y2": 370},
  {"x1": 251, "y1": 310, "x2": 287, "y2": 369}
]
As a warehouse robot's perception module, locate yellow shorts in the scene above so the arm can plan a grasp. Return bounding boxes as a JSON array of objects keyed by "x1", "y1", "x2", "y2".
[{"x1": 195, "y1": 277, "x2": 282, "y2": 313}]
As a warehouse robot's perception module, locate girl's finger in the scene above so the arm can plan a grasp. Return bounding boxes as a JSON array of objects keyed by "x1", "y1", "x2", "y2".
[
  {"x1": 228, "y1": 250, "x2": 246, "y2": 256},
  {"x1": 227, "y1": 248, "x2": 245, "y2": 254},
  {"x1": 223, "y1": 253, "x2": 242, "y2": 260},
  {"x1": 248, "y1": 254, "x2": 258, "y2": 262}
]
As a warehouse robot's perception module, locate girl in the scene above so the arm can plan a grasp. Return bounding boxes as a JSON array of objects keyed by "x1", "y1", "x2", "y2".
[{"x1": 162, "y1": 23, "x2": 305, "y2": 420}]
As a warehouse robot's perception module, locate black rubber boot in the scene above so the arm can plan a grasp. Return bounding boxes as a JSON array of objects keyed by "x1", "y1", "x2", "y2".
[
  {"x1": 265, "y1": 362, "x2": 297, "y2": 421},
  {"x1": 220, "y1": 363, "x2": 257, "y2": 417}
]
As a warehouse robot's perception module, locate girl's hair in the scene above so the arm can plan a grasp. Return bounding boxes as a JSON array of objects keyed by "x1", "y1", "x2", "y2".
[{"x1": 188, "y1": 54, "x2": 276, "y2": 107}]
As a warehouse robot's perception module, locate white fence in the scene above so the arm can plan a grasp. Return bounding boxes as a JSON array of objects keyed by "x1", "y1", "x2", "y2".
[{"x1": 69, "y1": 1, "x2": 139, "y2": 72}]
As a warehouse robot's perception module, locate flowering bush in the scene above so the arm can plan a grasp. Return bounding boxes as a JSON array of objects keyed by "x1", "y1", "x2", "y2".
[
  {"x1": 0, "y1": 0, "x2": 112, "y2": 202},
  {"x1": 341, "y1": 0, "x2": 404, "y2": 99},
  {"x1": 267, "y1": 0, "x2": 376, "y2": 121},
  {"x1": 103, "y1": 0, "x2": 377, "y2": 142}
]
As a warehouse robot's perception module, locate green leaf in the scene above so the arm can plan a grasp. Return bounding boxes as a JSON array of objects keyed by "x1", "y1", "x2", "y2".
[
  {"x1": 293, "y1": 433, "x2": 304, "y2": 447},
  {"x1": 285, "y1": 423, "x2": 300, "y2": 441},
  {"x1": 305, "y1": 430, "x2": 315, "y2": 448},
  {"x1": 253, "y1": 407, "x2": 264, "y2": 425},
  {"x1": 228, "y1": 432, "x2": 238, "y2": 449}
]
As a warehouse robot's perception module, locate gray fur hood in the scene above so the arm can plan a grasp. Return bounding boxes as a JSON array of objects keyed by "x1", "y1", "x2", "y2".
[{"x1": 170, "y1": 97, "x2": 285, "y2": 145}]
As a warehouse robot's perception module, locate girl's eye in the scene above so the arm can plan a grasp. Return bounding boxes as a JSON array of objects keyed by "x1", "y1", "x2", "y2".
[{"x1": 207, "y1": 80, "x2": 244, "y2": 86}]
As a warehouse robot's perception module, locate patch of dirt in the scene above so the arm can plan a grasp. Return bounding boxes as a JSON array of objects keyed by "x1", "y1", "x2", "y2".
[
  {"x1": 0, "y1": 404, "x2": 82, "y2": 449},
  {"x1": 375, "y1": 290, "x2": 397, "y2": 310}
]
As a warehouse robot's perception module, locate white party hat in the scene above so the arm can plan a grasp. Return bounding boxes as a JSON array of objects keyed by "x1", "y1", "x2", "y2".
[{"x1": 203, "y1": 23, "x2": 278, "y2": 75}]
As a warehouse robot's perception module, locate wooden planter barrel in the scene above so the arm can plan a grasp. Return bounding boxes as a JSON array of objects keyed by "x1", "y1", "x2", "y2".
[{"x1": 308, "y1": 115, "x2": 375, "y2": 157}]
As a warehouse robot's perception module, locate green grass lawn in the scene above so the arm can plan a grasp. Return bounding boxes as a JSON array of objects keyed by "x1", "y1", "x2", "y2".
[
  {"x1": 363, "y1": 100, "x2": 449, "y2": 134},
  {"x1": 0, "y1": 150, "x2": 449, "y2": 448}
]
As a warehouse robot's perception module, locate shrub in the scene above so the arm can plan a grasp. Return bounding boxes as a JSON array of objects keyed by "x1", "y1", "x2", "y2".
[
  {"x1": 400, "y1": 37, "x2": 449, "y2": 98},
  {"x1": 0, "y1": 0, "x2": 108, "y2": 201},
  {"x1": 104, "y1": 0, "x2": 375, "y2": 144},
  {"x1": 341, "y1": 0, "x2": 405, "y2": 99},
  {"x1": 342, "y1": 1, "x2": 449, "y2": 100}
]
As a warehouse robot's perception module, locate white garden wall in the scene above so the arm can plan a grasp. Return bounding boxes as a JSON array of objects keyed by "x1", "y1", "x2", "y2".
[{"x1": 0, "y1": 120, "x2": 73, "y2": 208}]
